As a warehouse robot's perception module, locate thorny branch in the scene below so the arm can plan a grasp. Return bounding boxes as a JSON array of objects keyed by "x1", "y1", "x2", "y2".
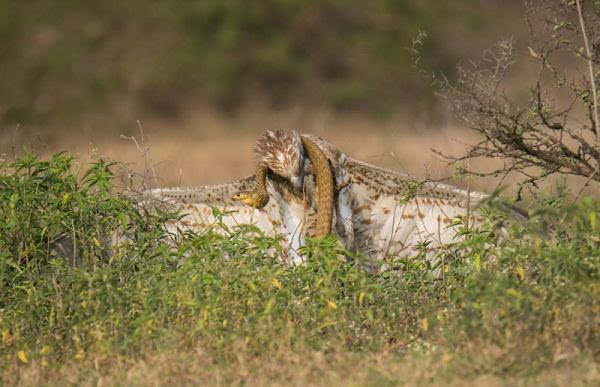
[{"x1": 413, "y1": 0, "x2": 600, "y2": 200}]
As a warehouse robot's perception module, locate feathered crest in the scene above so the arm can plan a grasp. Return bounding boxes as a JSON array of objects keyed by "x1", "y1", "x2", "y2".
[{"x1": 254, "y1": 129, "x2": 305, "y2": 180}]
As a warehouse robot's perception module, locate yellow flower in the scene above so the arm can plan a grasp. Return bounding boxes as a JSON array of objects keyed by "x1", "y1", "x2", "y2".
[
  {"x1": 358, "y1": 291, "x2": 365, "y2": 306},
  {"x1": 271, "y1": 278, "x2": 283, "y2": 289},
  {"x1": 74, "y1": 349, "x2": 85, "y2": 360},
  {"x1": 516, "y1": 266, "x2": 525, "y2": 281},
  {"x1": 2, "y1": 329, "x2": 10, "y2": 345},
  {"x1": 442, "y1": 352, "x2": 453, "y2": 364},
  {"x1": 420, "y1": 318, "x2": 429, "y2": 332},
  {"x1": 17, "y1": 350, "x2": 28, "y2": 364}
]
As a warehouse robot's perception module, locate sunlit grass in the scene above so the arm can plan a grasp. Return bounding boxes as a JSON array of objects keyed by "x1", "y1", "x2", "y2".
[{"x1": 0, "y1": 153, "x2": 598, "y2": 385}]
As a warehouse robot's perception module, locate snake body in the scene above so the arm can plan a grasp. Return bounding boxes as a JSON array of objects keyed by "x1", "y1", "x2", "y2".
[
  {"x1": 299, "y1": 136, "x2": 334, "y2": 237},
  {"x1": 232, "y1": 135, "x2": 334, "y2": 238},
  {"x1": 231, "y1": 163, "x2": 270, "y2": 208}
]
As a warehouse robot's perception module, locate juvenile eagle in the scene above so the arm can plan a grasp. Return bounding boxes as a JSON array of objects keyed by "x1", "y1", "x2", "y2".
[{"x1": 149, "y1": 129, "x2": 527, "y2": 271}]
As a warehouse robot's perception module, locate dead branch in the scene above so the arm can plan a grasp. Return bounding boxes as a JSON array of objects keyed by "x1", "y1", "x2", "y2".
[{"x1": 414, "y1": 0, "x2": 600, "y2": 199}]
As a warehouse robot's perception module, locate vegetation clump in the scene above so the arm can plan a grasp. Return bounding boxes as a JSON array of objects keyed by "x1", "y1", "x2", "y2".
[{"x1": 0, "y1": 153, "x2": 598, "y2": 384}]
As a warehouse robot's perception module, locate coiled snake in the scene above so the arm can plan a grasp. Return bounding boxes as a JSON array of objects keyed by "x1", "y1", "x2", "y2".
[{"x1": 232, "y1": 136, "x2": 334, "y2": 237}]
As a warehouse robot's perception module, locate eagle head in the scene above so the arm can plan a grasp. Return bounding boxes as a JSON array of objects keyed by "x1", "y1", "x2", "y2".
[{"x1": 254, "y1": 129, "x2": 305, "y2": 191}]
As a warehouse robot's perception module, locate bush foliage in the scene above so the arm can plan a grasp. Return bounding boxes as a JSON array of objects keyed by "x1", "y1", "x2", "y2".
[
  {"x1": 0, "y1": 0, "x2": 511, "y2": 128},
  {"x1": 0, "y1": 153, "x2": 598, "y2": 383}
]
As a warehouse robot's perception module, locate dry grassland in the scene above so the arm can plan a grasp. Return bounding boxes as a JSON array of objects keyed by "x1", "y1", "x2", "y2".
[{"x1": 4, "y1": 109, "x2": 595, "y2": 203}]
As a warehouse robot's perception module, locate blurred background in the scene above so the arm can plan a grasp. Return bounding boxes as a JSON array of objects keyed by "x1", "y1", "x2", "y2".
[{"x1": 0, "y1": 0, "x2": 527, "y2": 188}]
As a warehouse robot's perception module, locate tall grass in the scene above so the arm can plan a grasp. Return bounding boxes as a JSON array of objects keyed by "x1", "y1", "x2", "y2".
[{"x1": 0, "y1": 153, "x2": 598, "y2": 384}]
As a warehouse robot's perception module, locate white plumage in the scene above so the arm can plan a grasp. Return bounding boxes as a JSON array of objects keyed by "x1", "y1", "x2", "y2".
[{"x1": 148, "y1": 129, "x2": 526, "y2": 270}]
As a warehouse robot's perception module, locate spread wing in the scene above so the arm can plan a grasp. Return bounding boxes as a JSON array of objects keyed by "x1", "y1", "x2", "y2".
[
  {"x1": 343, "y1": 157, "x2": 526, "y2": 263},
  {"x1": 144, "y1": 176, "x2": 310, "y2": 265},
  {"x1": 146, "y1": 175, "x2": 255, "y2": 206},
  {"x1": 144, "y1": 176, "x2": 281, "y2": 234}
]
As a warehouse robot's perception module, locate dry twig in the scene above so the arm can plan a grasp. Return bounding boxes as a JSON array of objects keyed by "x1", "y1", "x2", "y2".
[{"x1": 413, "y1": 0, "x2": 600, "y2": 199}]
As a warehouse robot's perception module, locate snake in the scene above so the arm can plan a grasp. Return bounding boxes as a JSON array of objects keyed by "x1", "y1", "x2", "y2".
[{"x1": 231, "y1": 136, "x2": 334, "y2": 238}]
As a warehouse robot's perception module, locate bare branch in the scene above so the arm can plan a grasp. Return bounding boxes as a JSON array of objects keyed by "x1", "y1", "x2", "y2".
[
  {"x1": 417, "y1": 0, "x2": 600, "y2": 199},
  {"x1": 575, "y1": 0, "x2": 599, "y2": 140}
]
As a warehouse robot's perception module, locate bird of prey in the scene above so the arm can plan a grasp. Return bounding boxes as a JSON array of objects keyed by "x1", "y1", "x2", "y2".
[{"x1": 148, "y1": 129, "x2": 527, "y2": 270}]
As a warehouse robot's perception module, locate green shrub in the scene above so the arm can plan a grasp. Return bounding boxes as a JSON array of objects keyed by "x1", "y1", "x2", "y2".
[{"x1": 0, "y1": 152, "x2": 598, "y2": 380}]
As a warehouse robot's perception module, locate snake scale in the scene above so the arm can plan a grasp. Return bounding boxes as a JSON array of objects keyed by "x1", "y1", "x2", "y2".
[{"x1": 232, "y1": 136, "x2": 334, "y2": 238}]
